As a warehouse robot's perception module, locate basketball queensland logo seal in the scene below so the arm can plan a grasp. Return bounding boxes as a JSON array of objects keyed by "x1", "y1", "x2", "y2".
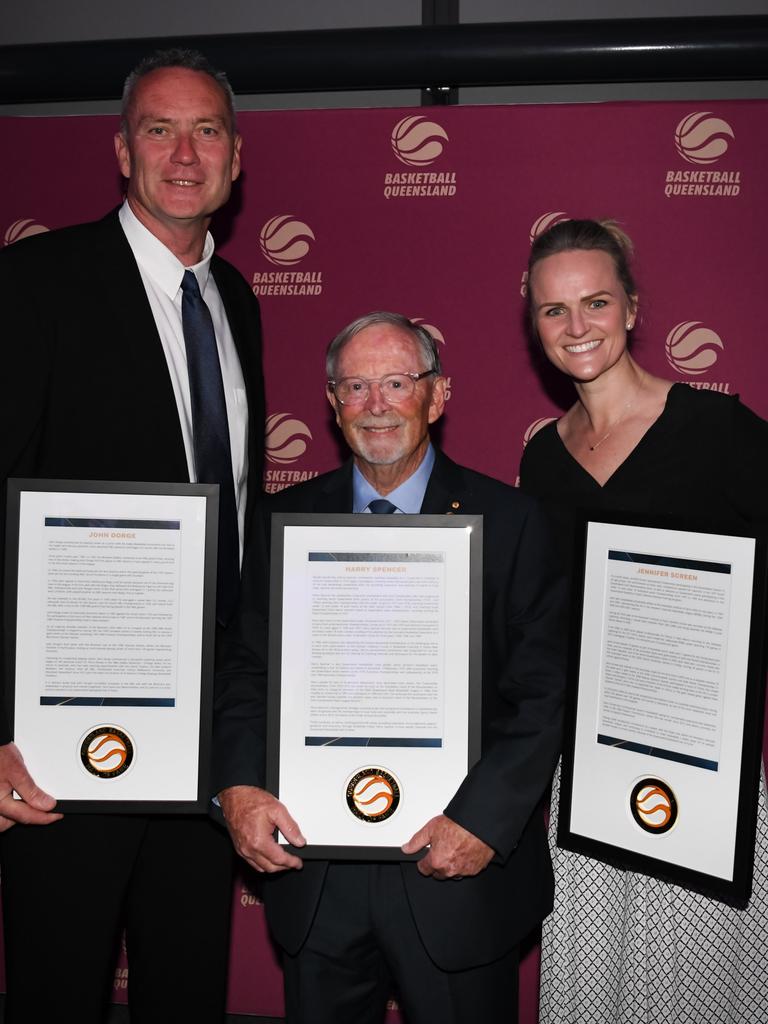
[
  {"x1": 253, "y1": 215, "x2": 322, "y2": 296},
  {"x1": 664, "y1": 321, "x2": 730, "y2": 393},
  {"x1": 665, "y1": 112, "x2": 740, "y2": 198},
  {"x1": 345, "y1": 767, "x2": 401, "y2": 823},
  {"x1": 630, "y1": 777, "x2": 678, "y2": 835},
  {"x1": 263, "y1": 413, "x2": 320, "y2": 494},
  {"x1": 80, "y1": 726, "x2": 134, "y2": 779},
  {"x1": 385, "y1": 116, "x2": 456, "y2": 198},
  {"x1": 391, "y1": 116, "x2": 448, "y2": 167}
]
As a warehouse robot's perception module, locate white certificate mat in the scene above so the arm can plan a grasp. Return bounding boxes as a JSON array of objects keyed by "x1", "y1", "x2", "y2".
[
  {"x1": 560, "y1": 513, "x2": 768, "y2": 904},
  {"x1": 5, "y1": 480, "x2": 219, "y2": 811},
  {"x1": 266, "y1": 514, "x2": 483, "y2": 859}
]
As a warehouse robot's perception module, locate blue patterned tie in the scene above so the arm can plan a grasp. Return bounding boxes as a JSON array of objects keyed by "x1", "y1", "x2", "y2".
[
  {"x1": 181, "y1": 270, "x2": 239, "y2": 623},
  {"x1": 367, "y1": 499, "x2": 398, "y2": 514}
]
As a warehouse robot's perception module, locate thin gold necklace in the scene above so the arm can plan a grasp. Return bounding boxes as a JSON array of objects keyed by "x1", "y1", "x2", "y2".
[{"x1": 588, "y1": 401, "x2": 633, "y2": 452}]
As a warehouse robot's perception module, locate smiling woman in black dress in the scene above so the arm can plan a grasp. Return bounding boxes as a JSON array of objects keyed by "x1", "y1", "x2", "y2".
[{"x1": 520, "y1": 218, "x2": 768, "y2": 1024}]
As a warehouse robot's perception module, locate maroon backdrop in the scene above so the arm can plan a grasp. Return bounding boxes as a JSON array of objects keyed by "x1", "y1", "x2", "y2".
[{"x1": 1, "y1": 99, "x2": 766, "y2": 1023}]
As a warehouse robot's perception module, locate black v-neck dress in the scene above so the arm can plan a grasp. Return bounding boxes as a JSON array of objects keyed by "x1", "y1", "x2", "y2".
[{"x1": 520, "y1": 383, "x2": 768, "y2": 1024}]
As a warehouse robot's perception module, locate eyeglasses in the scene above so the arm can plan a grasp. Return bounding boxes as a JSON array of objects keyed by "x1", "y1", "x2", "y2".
[{"x1": 327, "y1": 370, "x2": 437, "y2": 406}]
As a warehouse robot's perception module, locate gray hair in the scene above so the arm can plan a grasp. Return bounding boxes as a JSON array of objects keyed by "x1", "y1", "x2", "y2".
[
  {"x1": 326, "y1": 311, "x2": 443, "y2": 380},
  {"x1": 120, "y1": 48, "x2": 237, "y2": 134}
]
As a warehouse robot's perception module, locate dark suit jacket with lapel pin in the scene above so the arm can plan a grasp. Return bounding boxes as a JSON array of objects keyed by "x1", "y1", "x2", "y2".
[{"x1": 214, "y1": 448, "x2": 566, "y2": 971}]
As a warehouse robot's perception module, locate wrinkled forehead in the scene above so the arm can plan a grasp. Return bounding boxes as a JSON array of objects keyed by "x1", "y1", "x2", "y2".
[{"x1": 335, "y1": 327, "x2": 427, "y2": 378}]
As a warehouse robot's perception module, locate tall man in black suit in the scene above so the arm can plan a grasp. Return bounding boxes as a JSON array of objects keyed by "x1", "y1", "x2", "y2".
[
  {"x1": 0, "y1": 49, "x2": 264, "y2": 1022},
  {"x1": 214, "y1": 312, "x2": 565, "y2": 1024}
]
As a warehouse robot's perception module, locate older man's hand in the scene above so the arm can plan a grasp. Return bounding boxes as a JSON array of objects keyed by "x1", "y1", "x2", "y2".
[
  {"x1": 401, "y1": 813, "x2": 494, "y2": 880},
  {"x1": 219, "y1": 785, "x2": 305, "y2": 873},
  {"x1": 0, "y1": 743, "x2": 62, "y2": 832}
]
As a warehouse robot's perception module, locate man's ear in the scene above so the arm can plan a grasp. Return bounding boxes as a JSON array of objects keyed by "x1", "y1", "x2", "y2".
[
  {"x1": 114, "y1": 132, "x2": 131, "y2": 180},
  {"x1": 326, "y1": 386, "x2": 342, "y2": 427},
  {"x1": 428, "y1": 376, "x2": 447, "y2": 425},
  {"x1": 231, "y1": 133, "x2": 242, "y2": 182}
]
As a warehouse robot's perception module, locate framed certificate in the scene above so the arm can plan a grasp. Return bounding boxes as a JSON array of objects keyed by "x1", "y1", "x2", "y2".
[
  {"x1": 266, "y1": 513, "x2": 483, "y2": 859},
  {"x1": 559, "y1": 511, "x2": 768, "y2": 904},
  {"x1": 4, "y1": 479, "x2": 219, "y2": 813}
]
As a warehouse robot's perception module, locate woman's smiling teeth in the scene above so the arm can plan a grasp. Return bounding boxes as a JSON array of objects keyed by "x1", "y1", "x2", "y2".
[{"x1": 565, "y1": 339, "x2": 602, "y2": 354}]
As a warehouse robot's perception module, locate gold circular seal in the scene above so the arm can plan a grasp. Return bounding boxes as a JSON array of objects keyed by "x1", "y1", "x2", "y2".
[
  {"x1": 80, "y1": 726, "x2": 134, "y2": 779},
  {"x1": 630, "y1": 777, "x2": 678, "y2": 834},
  {"x1": 345, "y1": 767, "x2": 401, "y2": 823}
]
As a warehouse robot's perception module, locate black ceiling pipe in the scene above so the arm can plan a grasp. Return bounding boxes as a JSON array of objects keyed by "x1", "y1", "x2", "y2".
[{"x1": 1, "y1": 15, "x2": 766, "y2": 106}]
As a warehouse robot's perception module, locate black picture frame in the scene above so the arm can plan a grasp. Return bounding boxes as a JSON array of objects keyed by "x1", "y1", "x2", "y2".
[
  {"x1": 4, "y1": 478, "x2": 219, "y2": 813},
  {"x1": 266, "y1": 512, "x2": 483, "y2": 860},
  {"x1": 559, "y1": 509, "x2": 768, "y2": 905}
]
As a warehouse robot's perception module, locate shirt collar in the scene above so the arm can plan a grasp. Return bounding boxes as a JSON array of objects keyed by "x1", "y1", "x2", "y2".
[
  {"x1": 352, "y1": 444, "x2": 435, "y2": 513},
  {"x1": 119, "y1": 200, "x2": 215, "y2": 299}
]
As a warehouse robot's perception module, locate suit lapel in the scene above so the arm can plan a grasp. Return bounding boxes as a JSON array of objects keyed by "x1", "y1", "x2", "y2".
[
  {"x1": 92, "y1": 211, "x2": 189, "y2": 477},
  {"x1": 420, "y1": 449, "x2": 467, "y2": 515},
  {"x1": 314, "y1": 461, "x2": 354, "y2": 512}
]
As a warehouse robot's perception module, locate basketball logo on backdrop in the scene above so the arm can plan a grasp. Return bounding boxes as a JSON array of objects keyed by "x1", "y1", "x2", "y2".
[
  {"x1": 529, "y1": 211, "x2": 570, "y2": 245},
  {"x1": 80, "y1": 726, "x2": 134, "y2": 779},
  {"x1": 385, "y1": 117, "x2": 456, "y2": 199},
  {"x1": 411, "y1": 318, "x2": 445, "y2": 347},
  {"x1": 675, "y1": 112, "x2": 734, "y2": 164},
  {"x1": 259, "y1": 215, "x2": 314, "y2": 265},
  {"x1": 665, "y1": 322, "x2": 730, "y2": 393},
  {"x1": 521, "y1": 212, "x2": 571, "y2": 295},
  {"x1": 664, "y1": 112, "x2": 740, "y2": 198},
  {"x1": 265, "y1": 413, "x2": 312, "y2": 464},
  {"x1": 4, "y1": 218, "x2": 49, "y2": 245},
  {"x1": 345, "y1": 767, "x2": 401, "y2": 823},
  {"x1": 391, "y1": 116, "x2": 448, "y2": 166},
  {"x1": 666, "y1": 321, "x2": 722, "y2": 374},
  {"x1": 411, "y1": 319, "x2": 451, "y2": 400},
  {"x1": 630, "y1": 778, "x2": 678, "y2": 834},
  {"x1": 253, "y1": 216, "x2": 322, "y2": 296},
  {"x1": 264, "y1": 414, "x2": 320, "y2": 494}
]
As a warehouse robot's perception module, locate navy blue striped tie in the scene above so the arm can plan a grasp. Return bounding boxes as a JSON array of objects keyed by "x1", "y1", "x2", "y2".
[{"x1": 181, "y1": 270, "x2": 239, "y2": 623}]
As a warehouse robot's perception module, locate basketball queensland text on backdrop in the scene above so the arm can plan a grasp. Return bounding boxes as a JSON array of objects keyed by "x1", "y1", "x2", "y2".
[
  {"x1": 253, "y1": 214, "x2": 322, "y2": 296},
  {"x1": 385, "y1": 115, "x2": 456, "y2": 199},
  {"x1": 264, "y1": 413, "x2": 319, "y2": 494}
]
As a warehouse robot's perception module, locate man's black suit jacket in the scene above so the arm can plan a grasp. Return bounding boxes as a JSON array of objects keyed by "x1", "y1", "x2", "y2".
[
  {"x1": 0, "y1": 209, "x2": 265, "y2": 742},
  {"x1": 214, "y1": 450, "x2": 566, "y2": 972}
]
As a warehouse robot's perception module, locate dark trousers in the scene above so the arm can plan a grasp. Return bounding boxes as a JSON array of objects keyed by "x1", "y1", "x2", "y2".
[
  {"x1": 0, "y1": 813, "x2": 234, "y2": 1023},
  {"x1": 282, "y1": 862, "x2": 519, "y2": 1024}
]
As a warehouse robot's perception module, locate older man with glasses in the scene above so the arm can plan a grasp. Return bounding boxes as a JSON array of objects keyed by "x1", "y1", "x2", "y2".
[{"x1": 214, "y1": 311, "x2": 566, "y2": 1024}]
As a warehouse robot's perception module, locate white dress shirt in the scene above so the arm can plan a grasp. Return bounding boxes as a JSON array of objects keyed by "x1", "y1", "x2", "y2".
[{"x1": 119, "y1": 201, "x2": 249, "y2": 559}]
